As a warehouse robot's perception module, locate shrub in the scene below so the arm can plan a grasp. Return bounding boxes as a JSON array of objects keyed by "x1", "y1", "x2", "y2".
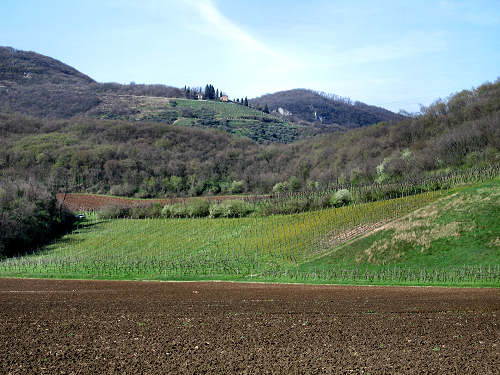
[
  {"x1": 230, "y1": 180, "x2": 244, "y2": 194},
  {"x1": 309, "y1": 193, "x2": 331, "y2": 209},
  {"x1": 288, "y1": 176, "x2": 301, "y2": 192},
  {"x1": 161, "y1": 204, "x2": 174, "y2": 218},
  {"x1": 186, "y1": 200, "x2": 210, "y2": 217},
  {"x1": 98, "y1": 205, "x2": 130, "y2": 219},
  {"x1": 208, "y1": 203, "x2": 226, "y2": 218},
  {"x1": 150, "y1": 203, "x2": 163, "y2": 218},
  {"x1": 272, "y1": 182, "x2": 288, "y2": 193},
  {"x1": 129, "y1": 205, "x2": 150, "y2": 219},
  {"x1": 162, "y1": 201, "x2": 210, "y2": 218},
  {"x1": 128, "y1": 203, "x2": 163, "y2": 219},
  {"x1": 280, "y1": 197, "x2": 310, "y2": 214},
  {"x1": 209, "y1": 200, "x2": 252, "y2": 218},
  {"x1": 330, "y1": 189, "x2": 351, "y2": 207},
  {"x1": 109, "y1": 183, "x2": 136, "y2": 197},
  {"x1": 162, "y1": 203, "x2": 187, "y2": 218}
]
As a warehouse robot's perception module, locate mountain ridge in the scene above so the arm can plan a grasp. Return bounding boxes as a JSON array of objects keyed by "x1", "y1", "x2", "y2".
[
  {"x1": 250, "y1": 88, "x2": 404, "y2": 128},
  {"x1": 0, "y1": 46, "x2": 403, "y2": 141}
]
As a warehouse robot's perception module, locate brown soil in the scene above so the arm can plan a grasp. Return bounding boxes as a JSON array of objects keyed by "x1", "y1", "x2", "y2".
[
  {"x1": 0, "y1": 279, "x2": 498, "y2": 374},
  {"x1": 57, "y1": 193, "x2": 270, "y2": 212}
]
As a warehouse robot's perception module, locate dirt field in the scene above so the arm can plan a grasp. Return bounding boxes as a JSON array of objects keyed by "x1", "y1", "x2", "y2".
[
  {"x1": 56, "y1": 193, "x2": 269, "y2": 211},
  {"x1": 0, "y1": 279, "x2": 498, "y2": 374}
]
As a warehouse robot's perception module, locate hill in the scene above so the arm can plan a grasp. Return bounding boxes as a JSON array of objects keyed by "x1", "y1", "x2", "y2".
[
  {"x1": 0, "y1": 46, "x2": 183, "y2": 119},
  {"x1": 0, "y1": 47, "x2": 302, "y2": 142},
  {"x1": 1, "y1": 47, "x2": 402, "y2": 143},
  {"x1": 250, "y1": 88, "x2": 404, "y2": 128},
  {"x1": 0, "y1": 46, "x2": 95, "y2": 85},
  {"x1": 0, "y1": 78, "x2": 498, "y2": 198},
  {"x1": 88, "y1": 95, "x2": 316, "y2": 143},
  {"x1": 299, "y1": 179, "x2": 500, "y2": 272},
  {"x1": 1, "y1": 182, "x2": 497, "y2": 286}
]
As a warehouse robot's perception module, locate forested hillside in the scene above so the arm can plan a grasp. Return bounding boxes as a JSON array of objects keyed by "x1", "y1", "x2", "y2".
[
  {"x1": 0, "y1": 47, "x2": 183, "y2": 118},
  {"x1": 0, "y1": 47, "x2": 403, "y2": 142},
  {"x1": 0, "y1": 46, "x2": 94, "y2": 85},
  {"x1": 1, "y1": 79, "x2": 498, "y2": 197},
  {"x1": 250, "y1": 89, "x2": 404, "y2": 127}
]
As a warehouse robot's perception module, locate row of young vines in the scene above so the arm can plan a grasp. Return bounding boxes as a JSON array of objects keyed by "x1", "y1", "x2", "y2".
[{"x1": 1, "y1": 168, "x2": 498, "y2": 285}]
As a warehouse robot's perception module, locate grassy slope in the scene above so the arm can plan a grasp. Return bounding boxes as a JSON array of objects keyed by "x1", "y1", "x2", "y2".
[
  {"x1": 299, "y1": 179, "x2": 500, "y2": 272},
  {"x1": 0, "y1": 192, "x2": 441, "y2": 279},
  {"x1": 1, "y1": 181, "x2": 498, "y2": 286},
  {"x1": 173, "y1": 98, "x2": 270, "y2": 118},
  {"x1": 90, "y1": 96, "x2": 306, "y2": 143}
]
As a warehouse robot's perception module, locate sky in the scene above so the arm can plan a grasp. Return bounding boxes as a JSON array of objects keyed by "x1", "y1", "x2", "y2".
[{"x1": 1, "y1": 0, "x2": 499, "y2": 112}]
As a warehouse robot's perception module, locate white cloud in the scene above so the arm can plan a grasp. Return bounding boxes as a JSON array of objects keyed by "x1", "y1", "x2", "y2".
[{"x1": 186, "y1": 0, "x2": 304, "y2": 73}]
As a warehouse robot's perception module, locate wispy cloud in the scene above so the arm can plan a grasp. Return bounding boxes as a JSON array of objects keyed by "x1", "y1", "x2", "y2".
[{"x1": 186, "y1": 0, "x2": 304, "y2": 73}]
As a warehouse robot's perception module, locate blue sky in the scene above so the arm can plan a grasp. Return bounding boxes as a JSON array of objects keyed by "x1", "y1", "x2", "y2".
[{"x1": 1, "y1": 0, "x2": 499, "y2": 112}]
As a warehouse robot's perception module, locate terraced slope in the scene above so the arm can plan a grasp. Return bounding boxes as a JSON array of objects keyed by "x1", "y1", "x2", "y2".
[{"x1": 88, "y1": 96, "x2": 314, "y2": 143}]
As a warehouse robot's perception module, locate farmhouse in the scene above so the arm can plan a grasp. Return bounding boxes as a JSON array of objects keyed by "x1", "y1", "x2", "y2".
[{"x1": 220, "y1": 95, "x2": 229, "y2": 102}]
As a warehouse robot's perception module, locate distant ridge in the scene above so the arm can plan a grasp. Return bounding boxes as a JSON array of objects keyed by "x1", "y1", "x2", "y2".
[
  {"x1": 250, "y1": 88, "x2": 404, "y2": 128},
  {"x1": 0, "y1": 46, "x2": 401, "y2": 138}
]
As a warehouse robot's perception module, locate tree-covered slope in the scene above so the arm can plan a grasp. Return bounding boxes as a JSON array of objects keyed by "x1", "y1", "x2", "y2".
[
  {"x1": 250, "y1": 88, "x2": 404, "y2": 128},
  {"x1": 1, "y1": 47, "x2": 399, "y2": 142},
  {"x1": 0, "y1": 47, "x2": 182, "y2": 119},
  {"x1": 0, "y1": 79, "x2": 498, "y2": 198},
  {"x1": 0, "y1": 46, "x2": 95, "y2": 85}
]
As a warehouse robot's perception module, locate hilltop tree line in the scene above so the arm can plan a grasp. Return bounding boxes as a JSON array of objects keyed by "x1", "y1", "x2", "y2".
[{"x1": 183, "y1": 84, "x2": 249, "y2": 106}]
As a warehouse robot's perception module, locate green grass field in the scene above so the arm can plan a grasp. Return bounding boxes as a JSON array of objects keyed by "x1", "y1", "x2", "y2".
[
  {"x1": 172, "y1": 99, "x2": 272, "y2": 120},
  {"x1": 1, "y1": 180, "x2": 499, "y2": 286}
]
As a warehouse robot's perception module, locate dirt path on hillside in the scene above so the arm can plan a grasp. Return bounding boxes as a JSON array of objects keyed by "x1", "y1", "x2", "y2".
[{"x1": 0, "y1": 279, "x2": 498, "y2": 374}]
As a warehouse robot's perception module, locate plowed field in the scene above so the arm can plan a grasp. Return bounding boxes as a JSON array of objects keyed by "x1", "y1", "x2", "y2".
[
  {"x1": 56, "y1": 193, "x2": 269, "y2": 211},
  {"x1": 0, "y1": 279, "x2": 498, "y2": 374}
]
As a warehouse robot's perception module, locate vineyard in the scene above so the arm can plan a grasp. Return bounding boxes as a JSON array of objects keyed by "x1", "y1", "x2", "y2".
[
  {"x1": 170, "y1": 99, "x2": 305, "y2": 143},
  {"x1": 0, "y1": 192, "x2": 437, "y2": 277},
  {"x1": 56, "y1": 165, "x2": 499, "y2": 215},
  {"x1": 1, "y1": 165, "x2": 499, "y2": 286},
  {"x1": 171, "y1": 99, "x2": 273, "y2": 120},
  {"x1": 90, "y1": 95, "x2": 306, "y2": 143},
  {"x1": 2, "y1": 177, "x2": 499, "y2": 286}
]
